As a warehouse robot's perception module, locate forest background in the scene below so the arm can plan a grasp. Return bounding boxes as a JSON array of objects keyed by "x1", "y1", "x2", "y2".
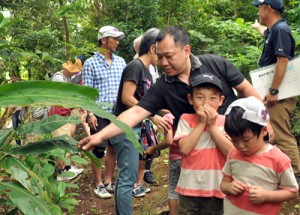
[
  {"x1": 1, "y1": 0, "x2": 299, "y2": 134},
  {"x1": 0, "y1": 0, "x2": 300, "y2": 214}
]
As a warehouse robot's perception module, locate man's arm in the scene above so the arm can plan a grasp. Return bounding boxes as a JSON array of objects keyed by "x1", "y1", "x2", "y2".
[
  {"x1": 252, "y1": 19, "x2": 266, "y2": 37},
  {"x1": 264, "y1": 56, "x2": 289, "y2": 104},
  {"x1": 78, "y1": 106, "x2": 151, "y2": 150},
  {"x1": 234, "y1": 79, "x2": 262, "y2": 101},
  {"x1": 121, "y1": 81, "x2": 139, "y2": 108}
]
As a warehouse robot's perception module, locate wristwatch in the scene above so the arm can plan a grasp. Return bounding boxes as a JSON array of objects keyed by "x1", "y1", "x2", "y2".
[
  {"x1": 85, "y1": 112, "x2": 94, "y2": 123},
  {"x1": 269, "y1": 88, "x2": 279, "y2": 95}
]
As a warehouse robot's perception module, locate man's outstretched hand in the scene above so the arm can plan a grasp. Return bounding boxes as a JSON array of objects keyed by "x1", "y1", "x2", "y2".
[{"x1": 78, "y1": 134, "x2": 102, "y2": 151}]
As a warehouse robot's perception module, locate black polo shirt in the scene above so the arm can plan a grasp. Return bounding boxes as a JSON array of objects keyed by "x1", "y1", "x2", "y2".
[
  {"x1": 259, "y1": 19, "x2": 295, "y2": 67},
  {"x1": 137, "y1": 54, "x2": 244, "y2": 126}
]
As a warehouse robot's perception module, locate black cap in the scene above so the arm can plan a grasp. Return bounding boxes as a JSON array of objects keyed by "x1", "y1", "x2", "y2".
[
  {"x1": 251, "y1": 0, "x2": 283, "y2": 13},
  {"x1": 190, "y1": 73, "x2": 223, "y2": 92}
]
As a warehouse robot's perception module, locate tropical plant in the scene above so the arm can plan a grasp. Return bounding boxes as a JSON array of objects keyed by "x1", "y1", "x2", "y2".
[{"x1": 0, "y1": 81, "x2": 141, "y2": 214}]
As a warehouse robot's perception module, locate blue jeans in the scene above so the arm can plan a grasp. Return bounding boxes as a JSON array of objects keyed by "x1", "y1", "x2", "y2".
[{"x1": 110, "y1": 126, "x2": 140, "y2": 215}]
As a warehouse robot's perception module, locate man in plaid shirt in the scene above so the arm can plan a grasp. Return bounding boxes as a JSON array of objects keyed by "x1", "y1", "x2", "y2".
[{"x1": 83, "y1": 25, "x2": 126, "y2": 199}]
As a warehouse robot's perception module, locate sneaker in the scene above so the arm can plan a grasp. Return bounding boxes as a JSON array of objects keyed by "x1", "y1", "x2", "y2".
[
  {"x1": 56, "y1": 165, "x2": 83, "y2": 181},
  {"x1": 56, "y1": 169, "x2": 77, "y2": 182},
  {"x1": 94, "y1": 185, "x2": 112, "y2": 199},
  {"x1": 104, "y1": 182, "x2": 115, "y2": 193},
  {"x1": 68, "y1": 165, "x2": 84, "y2": 175},
  {"x1": 144, "y1": 170, "x2": 157, "y2": 185},
  {"x1": 132, "y1": 186, "x2": 145, "y2": 198},
  {"x1": 139, "y1": 184, "x2": 150, "y2": 193}
]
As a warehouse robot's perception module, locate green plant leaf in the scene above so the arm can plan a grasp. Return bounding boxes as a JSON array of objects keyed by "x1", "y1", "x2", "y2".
[
  {"x1": 17, "y1": 115, "x2": 81, "y2": 135},
  {"x1": 9, "y1": 134, "x2": 79, "y2": 155},
  {"x1": 70, "y1": 155, "x2": 88, "y2": 164},
  {"x1": 0, "y1": 81, "x2": 142, "y2": 153},
  {"x1": 0, "y1": 15, "x2": 11, "y2": 29},
  {"x1": 0, "y1": 128, "x2": 13, "y2": 148},
  {"x1": 82, "y1": 151, "x2": 101, "y2": 169},
  {"x1": 0, "y1": 181, "x2": 54, "y2": 215},
  {"x1": 0, "y1": 81, "x2": 98, "y2": 107},
  {"x1": 235, "y1": 18, "x2": 245, "y2": 26},
  {"x1": 0, "y1": 155, "x2": 51, "y2": 194}
]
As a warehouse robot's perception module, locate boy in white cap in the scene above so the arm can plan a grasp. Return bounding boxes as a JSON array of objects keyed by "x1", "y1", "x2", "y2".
[
  {"x1": 82, "y1": 25, "x2": 126, "y2": 198},
  {"x1": 221, "y1": 96, "x2": 298, "y2": 215}
]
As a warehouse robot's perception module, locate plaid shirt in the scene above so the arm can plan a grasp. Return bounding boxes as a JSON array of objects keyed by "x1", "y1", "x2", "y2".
[{"x1": 83, "y1": 52, "x2": 126, "y2": 113}]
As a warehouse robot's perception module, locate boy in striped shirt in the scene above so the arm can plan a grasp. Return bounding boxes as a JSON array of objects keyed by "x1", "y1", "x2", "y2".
[
  {"x1": 174, "y1": 73, "x2": 233, "y2": 214},
  {"x1": 221, "y1": 97, "x2": 298, "y2": 215}
]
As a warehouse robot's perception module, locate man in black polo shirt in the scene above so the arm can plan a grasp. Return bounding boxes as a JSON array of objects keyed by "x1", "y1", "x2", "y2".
[
  {"x1": 78, "y1": 26, "x2": 264, "y2": 162},
  {"x1": 251, "y1": 0, "x2": 300, "y2": 183}
]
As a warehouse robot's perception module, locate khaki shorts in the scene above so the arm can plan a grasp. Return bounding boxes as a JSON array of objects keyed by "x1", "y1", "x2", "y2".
[
  {"x1": 51, "y1": 109, "x2": 80, "y2": 137},
  {"x1": 51, "y1": 123, "x2": 76, "y2": 137}
]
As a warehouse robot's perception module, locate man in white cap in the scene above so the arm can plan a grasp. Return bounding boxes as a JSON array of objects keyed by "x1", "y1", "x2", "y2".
[{"x1": 82, "y1": 25, "x2": 126, "y2": 199}]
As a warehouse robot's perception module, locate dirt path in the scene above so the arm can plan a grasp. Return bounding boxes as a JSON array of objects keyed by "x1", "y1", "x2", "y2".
[{"x1": 74, "y1": 152, "x2": 170, "y2": 215}]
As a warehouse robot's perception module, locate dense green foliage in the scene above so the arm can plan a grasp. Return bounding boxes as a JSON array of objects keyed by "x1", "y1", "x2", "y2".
[
  {"x1": 0, "y1": 0, "x2": 299, "y2": 81},
  {"x1": 0, "y1": 81, "x2": 141, "y2": 214}
]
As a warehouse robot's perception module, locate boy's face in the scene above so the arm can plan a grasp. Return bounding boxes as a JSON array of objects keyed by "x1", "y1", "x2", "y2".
[
  {"x1": 187, "y1": 87, "x2": 224, "y2": 111},
  {"x1": 231, "y1": 127, "x2": 268, "y2": 156}
]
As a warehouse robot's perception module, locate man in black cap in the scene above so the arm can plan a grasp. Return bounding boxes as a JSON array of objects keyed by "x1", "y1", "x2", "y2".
[{"x1": 251, "y1": 0, "x2": 300, "y2": 184}]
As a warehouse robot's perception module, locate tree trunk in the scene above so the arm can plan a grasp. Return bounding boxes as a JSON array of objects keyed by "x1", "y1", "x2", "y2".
[
  {"x1": 58, "y1": 0, "x2": 70, "y2": 58},
  {"x1": 94, "y1": 0, "x2": 102, "y2": 24}
]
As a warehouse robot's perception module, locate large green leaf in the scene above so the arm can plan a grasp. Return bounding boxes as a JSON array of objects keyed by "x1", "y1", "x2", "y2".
[
  {"x1": 0, "y1": 181, "x2": 55, "y2": 215},
  {"x1": 82, "y1": 151, "x2": 101, "y2": 169},
  {"x1": 17, "y1": 115, "x2": 81, "y2": 135},
  {"x1": 0, "y1": 81, "x2": 98, "y2": 107},
  {"x1": 9, "y1": 134, "x2": 79, "y2": 155},
  {"x1": 0, "y1": 155, "x2": 51, "y2": 201},
  {"x1": 0, "y1": 127, "x2": 13, "y2": 148},
  {"x1": 0, "y1": 13, "x2": 11, "y2": 29},
  {"x1": 0, "y1": 81, "x2": 142, "y2": 153}
]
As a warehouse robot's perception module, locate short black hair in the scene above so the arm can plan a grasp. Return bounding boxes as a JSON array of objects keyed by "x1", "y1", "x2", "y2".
[
  {"x1": 191, "y1": 83, "x2": 222, "y2": 97},
  {"x1": 225, "y1": 106, "x2": 267, "y2": 140},
  {"x1": 138, "y1": 28, "x2": 160, "y2": 56},
  {"x1": 156, "y1": 26, "x2": 189, "y2": 48},
  {"x1": 98, "y1": 37, "x2": 109, "y2": 47}
]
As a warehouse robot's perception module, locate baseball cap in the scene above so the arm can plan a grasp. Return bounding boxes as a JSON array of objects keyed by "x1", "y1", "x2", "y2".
[
  {"x1": 62, "y1": 58, "x2": 82, "y2": 73},
  {"x1": 97, "y1": 25, "x2": 125, "y2": 40},
  {"x1": 251, "y1": 0, "x2": 283, "y2": 13},
  {"x1": 190, "y1": 73, "x2": 223, "y2": 92},
  {"x1": 225, "y1": 96, "x2": 269, "y2": 127}
]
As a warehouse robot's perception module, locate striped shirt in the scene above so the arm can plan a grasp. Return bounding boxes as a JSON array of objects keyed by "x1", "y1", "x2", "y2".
[
  {"x1": 82, "y1": 52, "x2": 126, "y2": 113},
  {"x1": 223, "y1": 145, "x2": 298, "y2": 215},
  {"x1": 174, "y1": 113, "x2": 226, "y2": 198}
]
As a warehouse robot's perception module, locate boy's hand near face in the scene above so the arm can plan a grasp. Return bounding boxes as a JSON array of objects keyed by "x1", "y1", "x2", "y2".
[
  {"x1": 195, "y1": 106, "x2": 207, "y2": 124},
  {"x1": 204, "y1": 104, "x2": 218, "y2": 126}
]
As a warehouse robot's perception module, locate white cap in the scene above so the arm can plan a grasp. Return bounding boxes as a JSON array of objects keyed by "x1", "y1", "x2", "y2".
[
  {"x1": 98, "y1": 26, "x2": 125, "y2": 40},
  {"x1": 225, "y1": 96, "x2": 269, "y2": 126}
]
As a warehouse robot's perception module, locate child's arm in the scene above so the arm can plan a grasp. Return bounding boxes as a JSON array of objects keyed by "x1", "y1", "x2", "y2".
[
  {"x1": 178, "y1": 107, "x2": 207, "y2": 156},
  {"x1": 205, "y1": 104, "x2": 233, "y2": 157},
  {"x1": 145, "y1": 129, "x2": 173, "y2": 155},
  {"x1": 248, "y1": 185, "x2": 298, "y2": 204},
  {"x1": 220, "y1": 176, "x2": 248, "y2": 195}
]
